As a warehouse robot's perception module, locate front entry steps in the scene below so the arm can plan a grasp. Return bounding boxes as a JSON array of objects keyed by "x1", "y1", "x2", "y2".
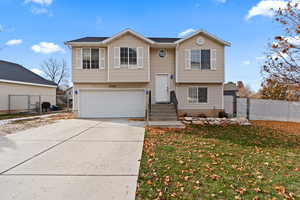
[
  {"x1": 149, "y1": 104, "x2": 178, "y2": 121},
  {"x1": 148, "y1": 104, "x2": 185, "y2": 128}
]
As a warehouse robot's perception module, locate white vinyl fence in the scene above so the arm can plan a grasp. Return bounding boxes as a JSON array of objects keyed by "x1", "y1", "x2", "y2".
[
  {"x1": 224, "y1": 95, "x2": 234, "y2": 117},
  {"x1": 236, "y1": 98, "x2": 300, "y2": 122}
]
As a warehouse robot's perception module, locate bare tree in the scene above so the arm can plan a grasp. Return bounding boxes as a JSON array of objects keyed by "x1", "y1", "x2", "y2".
[
  {"x1": 262, "y1": 1, "x2": 300, "y2": 84},
  {"x1": 40, "y1": 58, "x2": 69, "y2": 86},
  {"x1": 237, "y1": 81, "x2": 253, "y2": 98}
]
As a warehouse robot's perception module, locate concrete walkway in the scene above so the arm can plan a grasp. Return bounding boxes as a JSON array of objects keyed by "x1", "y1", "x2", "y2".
[{"x1": 0, "y1": 119, "x2": 145, "y2": 200}]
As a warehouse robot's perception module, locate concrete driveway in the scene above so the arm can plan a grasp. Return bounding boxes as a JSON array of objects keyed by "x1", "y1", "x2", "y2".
[{"x1": 0, "y1": 119, "x2": 145, "y2": 200}]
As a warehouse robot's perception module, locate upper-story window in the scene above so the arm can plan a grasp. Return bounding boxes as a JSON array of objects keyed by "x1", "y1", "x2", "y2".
[
  {"x1": 190, "y1": 49, "x2": 211, "y2": 70},
  {"x1": 120, "y1": 47, "x2": 137, "y2": 66},
  {"x1": 82, "y1": 48, "x2": 99, "y2": 69}
]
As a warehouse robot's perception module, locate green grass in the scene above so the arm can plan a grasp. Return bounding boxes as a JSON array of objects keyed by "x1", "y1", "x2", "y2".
[
  {"x1": 136, "y1": 125, "x2": 300, "y2": 200},
  {"x1": 0, "y1": 113, "x2": 40, "y2": 120}
]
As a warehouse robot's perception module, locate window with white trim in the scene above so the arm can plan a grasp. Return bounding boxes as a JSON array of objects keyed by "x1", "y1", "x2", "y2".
[
  {"x1": 120, "y1": 47, "x2": 137, "y2": 66},
  {"x1": 83, "y1": 48, "x2": 91, "y2": 69},
  {"x1": 82, "y1": 48, "x2": 100, "y2": 69},
  {"x1": 190, "y1": 49, "x2": 211, "y2": 70},
  {"x1": 91, "y1": 49, "x2": 99, "y2": 69},
  {"x1": 188, "y1": 87, "x2": 208, "y2": 103}
]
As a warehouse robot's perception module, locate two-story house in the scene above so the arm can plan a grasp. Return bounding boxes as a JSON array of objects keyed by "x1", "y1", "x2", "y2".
[{"x1": 65, "y1": 29, "x2": 230, "y2": 119}]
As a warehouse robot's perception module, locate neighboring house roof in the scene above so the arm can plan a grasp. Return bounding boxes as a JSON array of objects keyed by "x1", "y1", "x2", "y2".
[
  {"x1": 65, "y1": 29, "x2": 229, "y2": 45},
  {"x1": 0, "y1": 60, "x2": 57, "y2": 87},
  {"x1": 224, "y1": 82, "x2": 238, "y2": 91}
]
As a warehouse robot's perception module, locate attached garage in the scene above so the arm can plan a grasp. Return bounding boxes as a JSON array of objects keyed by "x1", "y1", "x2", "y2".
[{"x1": 79, "y1": 89, "x2": 146, "y2": 118}]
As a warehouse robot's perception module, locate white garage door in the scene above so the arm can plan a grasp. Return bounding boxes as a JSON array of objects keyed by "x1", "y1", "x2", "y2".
[{"x1": 79, "y1": 90, "x2": 145, "y2": 118}]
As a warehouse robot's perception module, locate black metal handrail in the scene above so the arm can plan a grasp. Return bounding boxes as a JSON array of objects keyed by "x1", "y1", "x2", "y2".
[
  {"x1": 148, "y1": 90, "x2": 151, "y2": 113},
  {"x1": 170, "y1": 90, "x2": 178, "y2": 116}
]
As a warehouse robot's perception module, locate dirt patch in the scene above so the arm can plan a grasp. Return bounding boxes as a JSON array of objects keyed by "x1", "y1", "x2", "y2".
[
  {"x1": 0, "y1": 113, "x2": 75, "y2": 136},
  {"x1": 252, "y1": 120, "x2": 300, "y2": 135},
  {"x1": 129, "y1": 118, "x2": 145, "y2": 121}
]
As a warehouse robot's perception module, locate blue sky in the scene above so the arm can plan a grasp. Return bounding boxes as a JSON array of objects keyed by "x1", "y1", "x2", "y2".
[{"x1": 0, "y1": 0, "x2": 287, "y2": 90}]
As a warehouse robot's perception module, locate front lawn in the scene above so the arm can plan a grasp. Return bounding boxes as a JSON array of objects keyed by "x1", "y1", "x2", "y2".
[{"x1": 136, "y1": 125, "x2": 300, "y2": 200}]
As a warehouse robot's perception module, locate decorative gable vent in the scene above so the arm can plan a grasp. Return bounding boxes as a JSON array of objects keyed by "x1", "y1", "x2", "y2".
[{"x1": 196, "y1": 37, "x2": 205, "y2": 46}]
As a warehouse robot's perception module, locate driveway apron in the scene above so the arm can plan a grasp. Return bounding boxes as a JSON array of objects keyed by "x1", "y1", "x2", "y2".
[{"x1": 0, "y1": 119, "x2": 145, "y2": 200}]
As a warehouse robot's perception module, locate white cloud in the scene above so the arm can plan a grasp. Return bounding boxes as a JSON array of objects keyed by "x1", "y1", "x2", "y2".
[
  {"x1": 96, "y1": 16, "x2": 103, "y2": 25},
  {"x1": 178, "y1": 28, "x2": 196, "y2": 38},
  {"x1": 31, "y1": 68, "x2": 44, "y2": 76},
  {"x1": 6, "y1": 39, "x2": 23, "y2": 46},
  {"x1": 256, "y1": 56, "x2": 266, "y2": 60},
  {"x1": 25, "y1": 0, "x2": 53, "y2": 6},
  {"x1": 243, "y1": 60, "x2": 251, "y2": 65},
  {"x1": 245, "y1": 0, "x2": 287, "y2": 20},
  {"x1": 31, "y1": 42, "x2": 65, "y2": 54},
  {"x1": 31, "y1": 6, "x2": 49, "y2": 14},
  {"x1": 216, "y1": 0, "x2": 226, "y2": 3}
]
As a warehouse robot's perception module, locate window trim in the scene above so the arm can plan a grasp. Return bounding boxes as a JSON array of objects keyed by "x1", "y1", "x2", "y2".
[
  {"x1": 187, "y1": 86, "x2": 208, "y2": 104},
  {"x1": 120, "y1": 47, "x2": 137, "y2": 67},
  {"x1": 189, "y1": 49, "x2": 211, "y2": 71},
  {"x1": 81, "y1": 48, "x2": 103, "y2": 70}
]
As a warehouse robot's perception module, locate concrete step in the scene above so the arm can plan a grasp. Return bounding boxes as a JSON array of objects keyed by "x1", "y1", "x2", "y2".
[
  {"x1": 150, "y1": 116, "x2": 178, "y2": 121},
  {"x1": 150, "y1": 113, "x2": 177, "y2": 117},
  {"x1": 150, "y1": 109, "x2": 176, "y2": 113},
  {"x1": 151, "y1": 104, "x2": 175, "y2": 108}
]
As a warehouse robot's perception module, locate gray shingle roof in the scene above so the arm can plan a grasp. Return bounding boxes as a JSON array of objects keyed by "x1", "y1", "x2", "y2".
[
  {"x1": 67, "y1": 36, "x2": 181, "y2": 43},
  {"x1": 147, "y1": 37, "x2": 181, "y2": 43},
  {"x1": 67, "y1": 37, "x2": 109, "y2": 43},
  {"x1": 0, "y1": 60, "x2": 57, "y2": 86}
]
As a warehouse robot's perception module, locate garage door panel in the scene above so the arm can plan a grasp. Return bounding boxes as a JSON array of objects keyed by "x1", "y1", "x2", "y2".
[{"x1": 79, "y1": 90, "x2": 145, "y2": 118}]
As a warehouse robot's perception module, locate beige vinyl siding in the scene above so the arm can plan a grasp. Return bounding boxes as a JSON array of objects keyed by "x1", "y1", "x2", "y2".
[
  {"x1": 176, "y1": 83, "x2": 223, "y2": 110},
  {"x1": 149, "y1": 48, "x2": 175, "y2": 102},
  {"x1": 72, "y1": 47, "x2": 107, "y2": 83},
  {"x1": 0, "y1": 82, "x2": 56, "y2": 113},
  {"x1": 177, "y1": 33, "x2": 225, "y2": 83},
  {"x1": 108, "y1": 33, "x2": 149, "y2": 82},
  {"x1": 73, "y1": 83, "x2": 149, "y2": 113}
]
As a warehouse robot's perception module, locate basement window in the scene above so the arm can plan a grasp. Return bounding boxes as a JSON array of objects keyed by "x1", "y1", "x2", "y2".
[{"x1": 188, "y1": 87, "x2": 208, "y2": 103}]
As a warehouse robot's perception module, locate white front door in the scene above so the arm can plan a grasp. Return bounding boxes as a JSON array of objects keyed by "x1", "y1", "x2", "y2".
[{"x1": 155, "y1": 74, "x2": 169, "y2": 103}]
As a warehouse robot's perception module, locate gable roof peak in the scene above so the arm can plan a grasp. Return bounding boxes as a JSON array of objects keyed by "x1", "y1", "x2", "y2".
[
  {"x1": 175, "y1": 29, "x2": 231, "y2": 46},
  {"x1": 102, "y1": 28, "x2": 155, "y2": 44}
]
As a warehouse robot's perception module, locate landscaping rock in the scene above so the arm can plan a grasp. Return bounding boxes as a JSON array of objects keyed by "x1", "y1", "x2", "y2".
[
  {"x1": 181, "y1": 117, "x2": 251, "y2": 126},
  {"x1": 183, "y1": 120, "x2": 192, "y2": 125},
  {"x1": 193, "y1": 120, "x2": 205, "y2": 125},
  {"x1": 184, "y1": 117, "x2": 193, "y2": 121}
]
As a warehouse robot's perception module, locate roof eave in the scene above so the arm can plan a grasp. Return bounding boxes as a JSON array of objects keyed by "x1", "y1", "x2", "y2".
[
  {"x1": 0, "y1": 79, "x2": 57, "y2": 88},
  {"x1": 64, "y1": 41, "x2": 105, "y2": 46}
]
